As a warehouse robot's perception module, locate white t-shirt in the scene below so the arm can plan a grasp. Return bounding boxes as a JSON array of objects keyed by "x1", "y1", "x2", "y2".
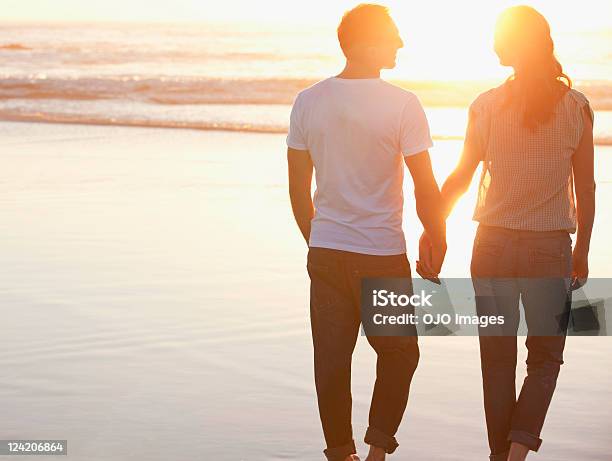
[{"x1": 287, "y1": 77, "x2": 433, "y2": 256}]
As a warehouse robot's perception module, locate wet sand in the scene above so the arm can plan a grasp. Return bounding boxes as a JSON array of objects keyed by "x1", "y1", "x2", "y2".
[{"x1": 0, "y1": 121, "x2": 610, "y2": 460}]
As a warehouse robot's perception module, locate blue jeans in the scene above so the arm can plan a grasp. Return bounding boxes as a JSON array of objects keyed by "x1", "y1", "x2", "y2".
[{"x1": 471, "y1": 225, "x2": 572, "y2": 459}]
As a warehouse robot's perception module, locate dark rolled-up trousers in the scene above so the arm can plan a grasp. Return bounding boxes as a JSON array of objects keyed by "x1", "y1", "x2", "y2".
[{"x1": 307, "y1": 247, "x2": 419, "y2": 461}]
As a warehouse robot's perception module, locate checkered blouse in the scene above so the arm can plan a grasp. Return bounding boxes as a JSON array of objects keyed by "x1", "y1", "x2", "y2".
[{"x1": 467, "y1": 84, "x2": 594, "y2": 232}]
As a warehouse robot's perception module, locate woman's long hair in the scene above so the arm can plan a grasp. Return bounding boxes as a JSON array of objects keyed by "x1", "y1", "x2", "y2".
[{"x1": 494, "y1": 6, "x2": 572, "y2": 128}]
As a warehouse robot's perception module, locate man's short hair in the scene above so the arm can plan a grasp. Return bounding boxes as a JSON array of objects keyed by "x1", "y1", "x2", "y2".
[{"x1": 337, "y1": 4, "x2": 393, "y2": 57}]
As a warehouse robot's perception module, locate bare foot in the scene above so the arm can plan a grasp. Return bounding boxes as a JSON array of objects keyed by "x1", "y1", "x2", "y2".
[
  {"x1": 343, "y1": 455, "x2": 361, "y2": 461},
  {"x1": 364, "y1": 445, "x2": 385, "y2": 461},
  {"x1": 507, "y1": 442, "x2": 529, "y2": 461}
]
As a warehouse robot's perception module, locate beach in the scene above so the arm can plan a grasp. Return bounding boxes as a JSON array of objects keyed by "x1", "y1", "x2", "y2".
[{"x1": 1, "y1": 121, "x2": 610, "y2": 460}]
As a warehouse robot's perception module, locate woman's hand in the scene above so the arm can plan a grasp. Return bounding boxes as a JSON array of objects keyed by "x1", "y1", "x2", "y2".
[{"x1": 571, "y1": 246, "x2": 589, "y2": 289}]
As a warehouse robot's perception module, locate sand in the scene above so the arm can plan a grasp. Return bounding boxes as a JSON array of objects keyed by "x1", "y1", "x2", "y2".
[{"x1": 0, "y1": 121, "x2": 610, "y2": 460}]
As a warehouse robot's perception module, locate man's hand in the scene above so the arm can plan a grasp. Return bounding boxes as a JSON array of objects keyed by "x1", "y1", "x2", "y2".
[{"x1": 417, "y1": 232, "x2": 446, "y2": 284}]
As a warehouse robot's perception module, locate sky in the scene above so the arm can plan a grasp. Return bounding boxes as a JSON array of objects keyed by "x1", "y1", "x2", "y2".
[{"x1": 2, "y1": 0, "x2": 611, "y2": 31}]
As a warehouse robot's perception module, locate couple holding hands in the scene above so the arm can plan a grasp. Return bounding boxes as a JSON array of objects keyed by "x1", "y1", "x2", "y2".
[{"x1": 287, "y1": 4, "x2": 595, "y2": 461}]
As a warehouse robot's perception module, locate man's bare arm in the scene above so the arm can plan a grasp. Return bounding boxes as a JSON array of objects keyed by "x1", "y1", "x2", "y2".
[
  {"x1": 405, "y1": 151, "x2": 446, "y2": 248},
  {"x1": 405, "y1": 151, "x2": 447, "y2": 274},
  {"x1": 287, "y1": 147, "x2": 314, "y2": 244}
]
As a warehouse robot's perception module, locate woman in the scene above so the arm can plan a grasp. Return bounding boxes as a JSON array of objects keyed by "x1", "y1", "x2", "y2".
[{"x1": 420, "y1": 6, "x2": 595, "y2": 461}]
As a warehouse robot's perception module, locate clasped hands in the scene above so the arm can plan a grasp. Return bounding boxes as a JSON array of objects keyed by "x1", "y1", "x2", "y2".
[{"x1": 416, "y1": 232, "x2": 447, "y2": 285}]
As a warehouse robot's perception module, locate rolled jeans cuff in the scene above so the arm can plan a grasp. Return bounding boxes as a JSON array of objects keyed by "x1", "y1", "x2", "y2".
[
  {"x1": 489, "y1": 450, "x2": 509, "y2": 461},
  {"x1": 364, "y1": 426, "x2": 399, "y2": 454},
  {"x1": 509, "y1": 430, "x2": 542, "y2": 452},
  {"x1": 323, "y1": 439, "x2": 356, "y2": 461}
]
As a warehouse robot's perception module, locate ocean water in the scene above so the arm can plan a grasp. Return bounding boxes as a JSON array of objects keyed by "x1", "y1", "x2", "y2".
[{"x1": 0, "y1": 22, "x2": 611, "y2": 144}]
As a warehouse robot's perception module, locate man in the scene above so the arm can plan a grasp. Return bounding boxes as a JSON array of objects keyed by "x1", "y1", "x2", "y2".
[{"x1": 287, "y1": 4, "x2": 446, "y2": 461}]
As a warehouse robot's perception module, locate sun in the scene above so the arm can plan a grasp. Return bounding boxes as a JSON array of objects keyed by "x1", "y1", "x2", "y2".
[{"x1": 380, "y1": 0, "x2": 506, "y2": 82}]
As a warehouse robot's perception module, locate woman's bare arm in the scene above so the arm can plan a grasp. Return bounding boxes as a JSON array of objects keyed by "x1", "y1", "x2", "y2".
[
  {"x1": 440, "y1": 144, "x2": 481, "y2": 218},
  {"x1": 571, "y1": 107, "x2": 596, "y2": 281}
]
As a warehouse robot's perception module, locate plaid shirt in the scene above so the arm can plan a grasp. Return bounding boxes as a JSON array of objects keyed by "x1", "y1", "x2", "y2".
[{"x1": 467, "y1": 85, "x2": 593, "y2": 232}]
